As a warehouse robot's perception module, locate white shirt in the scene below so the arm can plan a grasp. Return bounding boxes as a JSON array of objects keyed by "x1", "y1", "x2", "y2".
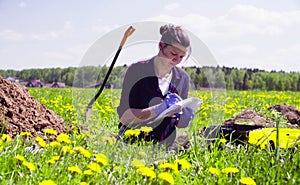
[{"x1": 158, "y1": 71, "x2": 173, "y2": 95}]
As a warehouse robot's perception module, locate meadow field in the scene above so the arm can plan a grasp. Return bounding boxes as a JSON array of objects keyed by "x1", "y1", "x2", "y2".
[{"x1": 1, "y1": 88, "x2": 300, "y2": 185}]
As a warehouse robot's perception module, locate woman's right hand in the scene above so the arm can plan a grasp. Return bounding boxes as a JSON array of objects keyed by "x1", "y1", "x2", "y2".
[
  {"x1": 154, "y1": 93, "x2": 182, "y2": 115},
  {"x1": 164, "y1": 93, "x2": 182, "y2": 108}
]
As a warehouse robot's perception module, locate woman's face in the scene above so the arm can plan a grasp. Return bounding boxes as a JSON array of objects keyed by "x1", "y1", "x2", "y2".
[{"x1": 159, "y1": 42, "x2": 188, "y2": 67}]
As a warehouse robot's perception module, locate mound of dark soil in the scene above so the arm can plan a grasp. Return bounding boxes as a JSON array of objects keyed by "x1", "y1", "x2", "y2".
[
  {"x1": 224, "y1": 109, "x2": 275, "y2": 127},
  {"x1": 0, "y1": 76, "x2": 66, "y2": 138},
  {"x1": 269, "y1": 104, "x2": 300, "y2": 126}
]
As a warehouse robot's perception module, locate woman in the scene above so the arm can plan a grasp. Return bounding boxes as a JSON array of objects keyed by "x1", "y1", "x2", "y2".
[{"x1": 117, "y1": 24, "x2": 194, "y2": 149}]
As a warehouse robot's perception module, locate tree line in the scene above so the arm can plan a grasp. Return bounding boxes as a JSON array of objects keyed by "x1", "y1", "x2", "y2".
[{"x1": 1, "y1": 65, "x2": 300, "y2": 91}]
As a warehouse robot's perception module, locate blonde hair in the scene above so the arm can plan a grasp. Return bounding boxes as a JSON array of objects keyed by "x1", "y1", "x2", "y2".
[
  {"x1": 160, "y1": 24, "x2": 190, "y2": 48},
  {"x1": 160, "y1": 24, "x2": 191, "y2": 60}
]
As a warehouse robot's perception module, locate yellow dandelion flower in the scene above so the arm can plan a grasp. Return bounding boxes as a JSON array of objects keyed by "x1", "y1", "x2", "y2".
[
  {"x1": 20, "y1": 132, "x2": 32, "y2": 137},
  {"x1": 47, "y1": 159, "x2": 56, "y2": 164},
  {"x1": 15, "y1": 155, "x2": 26, "y2": 162},
  {"x1": 75, "y1": 147, "x2": 91, "y2": 158},
  {"x1": 124, "y1": 129, "x2": 140, "y2": 137},
  {"x1": 23, "y1": 161, "x2": 36, "y2": 171},
  {"x1": 36, "y1": 136, "x2": 47, "y2": 148},
  {"x1": 222, "y1": 167, "x2": 239, "y2": 174},
  {"x1": 95, "y1": 153, "x2": 108, "y2": 166},
  {"x1": 38, "y1": 180, "x2": 57, "y2": 185},
  {"x1": 47, "y1": 156, "x2": 60, "y2": 164},
  {"x1": 158, "y1": 172, "x2": 174, "y2": 185},
  {"x1": 140, "y1": 126, "x2": 153, "y2": 133},
  {"x1": 208, "y1": 167, "x2": 219, "y2": 175},
  {"x1": 131, "y1": 158, "x2": 145, "y2": 168},
  {"x1": 138, "y1": 151, "x2": 146, "y2": 158},
  {"x1": 136, "y1": 167, "x2": 156, "y2": 179},
  {"x1": 49, "y1": 141, "x2": 61, "y2": 148},
  {"x1": 1, "y1": 134, "x2": 12, "y2": 142},
  {"x1": 68, "y1": 166, "x2": 82, "y2": 174},
  {"x1": 56, "y1": 133, "x2": 71, "y2": 143},
  {"x1": 159, "y1": 162, "x2": 178, "y2": 173},
  {"x1": 43, "y1": 128, "x2": 58, "y2": 135},
  {"x1": 101, "y1": 136, "x2": 115, "y2": 145},
  {"x1": 62, "y1": 145, "x2": 75, "y2": 154},
  {"x1": 88, "y1": 162, "x2": 101, "y2": 173},
  {"x1": 240, "y1": 177, "x2": 256, "y2": 185},
  {"x1": 175, "y1": 159, "x2": 192, "y2": 170},
  {"x1": 219, "y1": 138, "x2": 227, "y2": 144},
  {"x1": 83, "y1": 169, "x2": 93, "y2": 175},
  {"x1": 52, "y1": 156, "x2": 60, "y2": 160},
  {"x1": 80, "y1": 182, "x2": 89, "y2": 185}
]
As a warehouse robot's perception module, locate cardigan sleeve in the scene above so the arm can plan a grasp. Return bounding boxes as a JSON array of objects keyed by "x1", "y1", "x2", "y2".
[{"x1": 117, "y1": 64, "x2": 136, "y2": 118}]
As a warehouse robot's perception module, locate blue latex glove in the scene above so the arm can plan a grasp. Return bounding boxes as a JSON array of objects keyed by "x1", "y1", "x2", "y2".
[
  {"x1": 177, "y1": 107, "x2": 194, "y2": 128},
  {"x1": 154, "y1": 93, "x2": 182, "y2": 115}
]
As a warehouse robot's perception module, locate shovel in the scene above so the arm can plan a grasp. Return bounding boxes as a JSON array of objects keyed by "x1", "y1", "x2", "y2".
[{"x1": 85, "y1": 26, "x2": 135, "y2": 121}]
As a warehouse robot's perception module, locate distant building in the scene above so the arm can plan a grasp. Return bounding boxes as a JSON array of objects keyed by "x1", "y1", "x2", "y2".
[
  {"x1": 25, "y1": 79, "x2": 43, "y2": 87},
  {"x1": 5, "y1": 76, "x2": 19, "y2": 83}
]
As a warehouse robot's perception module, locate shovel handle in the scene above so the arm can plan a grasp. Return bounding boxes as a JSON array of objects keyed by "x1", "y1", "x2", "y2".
[
  {"x1": 120, "y1": 26, "x2": 135, "y2": 48},
  {"x1": 86, "y1": 26, "x2": 135, "y2": 109}
]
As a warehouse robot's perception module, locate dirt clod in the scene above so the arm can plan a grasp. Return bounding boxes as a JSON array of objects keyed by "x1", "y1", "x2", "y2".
[
  {"x1": 0, "y1": 76, "x2": 66, "y2": 138},
  {"x1": 224, "y1": 109, "x2": 275, "y2": 127},
  {"x1": 269, "y1": 104, "x2": 300, "y2": 126}
]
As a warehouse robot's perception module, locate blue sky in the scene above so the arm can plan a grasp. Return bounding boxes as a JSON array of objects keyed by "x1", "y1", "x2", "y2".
[{"x1": 1, "y1": 0, "x2": 300, "y2": 72}]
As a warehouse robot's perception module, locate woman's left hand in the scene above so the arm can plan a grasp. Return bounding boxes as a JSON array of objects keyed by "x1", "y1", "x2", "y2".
[{"x1": 176, "y1": 107, "x2": 194, "y2": 128}]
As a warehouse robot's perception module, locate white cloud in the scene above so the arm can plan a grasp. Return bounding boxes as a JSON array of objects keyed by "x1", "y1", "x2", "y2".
[
  {"x1": 0, "y1": 29, "x2": 23, "y2": 41},
  {"x1": 227, "y1": 4, "x2": 300, "y2": 26},
  {"x1": 148, "y1": 4, "x2": 300, "y2": 40},
  {"x1": 18, "y1": 2, "x2": 27, "y2": 9},
  {"x1": 216, "y1": 43, "x2": 300, "y2": 72},
  {"x1": 265, "y1": 44, "x2": 300, "y2": 71},
  {"x1": 146, "y1": 4, "x2": 300, "y2": 72},
  {"x1": 31, "y1": 21, "x2": 73, "y2": 41},
  {"x1": 221, "y1": 44, "x2": 257, "y2": 56},
  {"x1": 64, "y1": 20, "x2": 73, "y2": 29},
  {"x1": 42, "y1": 44, "x2": 89, "y2": 67},
  {"x1": 31, "y1": 31, "x2": 59, "y2": 41},
  {"x1": 164, "y1": 3, "x2": 180, "y2": 11},
  {"x1": 91, "y1": 24, "x2": 121, "y2": 35},
  {"x1": 43, "y1": 51, "x2": 73, "y2": 61}
]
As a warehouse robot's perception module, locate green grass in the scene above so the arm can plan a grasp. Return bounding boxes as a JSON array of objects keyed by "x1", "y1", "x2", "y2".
[{"x1": 0, "y1": 88, "x2": 300, "y2": 184}]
